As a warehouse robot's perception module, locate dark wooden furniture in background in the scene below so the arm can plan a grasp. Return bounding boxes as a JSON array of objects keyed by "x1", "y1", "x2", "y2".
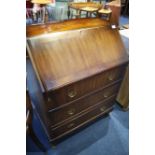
[
  {"x1": 121, "y1": 0, "x2": 129, "y2": 16},
  {"x1": 107, "y1": 0, "x2": 121, "y2": 26},
  {"x1": 26, "y1": 89, "x2": 46, "y2": 152},
  {"x1": 116, "y1": 27, "x2": 129, "y2": 110},
  {"x1": 26, "y1": 18, "x2": 128, "y2": 143},
  {"x1": 116, "y1": 65, "x2": 129, "y2": 110}
]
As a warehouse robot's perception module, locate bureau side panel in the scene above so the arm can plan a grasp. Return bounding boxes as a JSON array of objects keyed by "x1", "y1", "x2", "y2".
[{"x1": 26, "y1": 59, "x2": 51, "y2": 139}]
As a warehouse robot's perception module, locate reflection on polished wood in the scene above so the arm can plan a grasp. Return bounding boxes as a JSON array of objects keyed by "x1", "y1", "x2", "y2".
[
  {"x1": 26, "y1": 18, "x2": 110, "y2": 37},
  {"x1": 27, "y1": 18, "x2": 128, "y2": 143},
  {"x1": 27, "y1": 22, "x2": 128, "y2": 91}
]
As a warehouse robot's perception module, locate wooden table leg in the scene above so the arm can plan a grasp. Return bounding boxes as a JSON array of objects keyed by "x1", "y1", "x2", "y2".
[
  {"x1": 67, "y1": 6, "x2": 70, "y2": 19},
  {"x1": 108, "y1": 12, "x2": 112, "y2": 21},
  {"x1": 79, "y1": 10, "x2": 81, "y2": 18},
  {"x1": 86, "y1": 12, "x2": 89, "y2": 18},
  {"x1": 42, "y1": 6, "x2": 46, "y2": 23},
  {"x1": 96, "y1": 11, "x2": 99, "y2": 17}
]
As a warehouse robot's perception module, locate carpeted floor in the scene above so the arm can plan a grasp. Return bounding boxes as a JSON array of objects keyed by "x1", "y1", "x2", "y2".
[{"x1": 26, "y1": 59, "x2": 129, "y2": 155}]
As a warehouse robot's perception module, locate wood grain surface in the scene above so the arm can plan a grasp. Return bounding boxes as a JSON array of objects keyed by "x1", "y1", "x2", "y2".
[
  {"x1": 26, "y1": 18, "x2": 109, "y2": 37},
  {"x1": 27, "y1": 25, "x2": 128, "y2": 91},
  {"x1": 26, "y1": 18, "x2": 129, "y2": 143}
]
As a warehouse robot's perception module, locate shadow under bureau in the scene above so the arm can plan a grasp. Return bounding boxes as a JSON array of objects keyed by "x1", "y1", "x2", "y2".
[{"x1": 26, "y1": 18, "x2": 128, "y2": 143}]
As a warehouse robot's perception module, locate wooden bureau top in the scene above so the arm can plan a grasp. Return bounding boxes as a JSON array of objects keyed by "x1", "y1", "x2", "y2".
[
  {"x1": 27, "y1": 19, "x2": 128, "y2": 92},
  {"x1": 26, "y1": 18, "x2": 109, "y2": 38}
]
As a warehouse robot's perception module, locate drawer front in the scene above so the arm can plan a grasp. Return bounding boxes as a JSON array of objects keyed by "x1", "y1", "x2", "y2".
[
  {"x1": 50, "y1": 97, "x2": 115, "y2": 139},
  {"x1": 48, "y1": 65, "x2": 126, "y2": 108},
  {"x1": 48, "y1": 82, "x2": 120, "y2": 127}
]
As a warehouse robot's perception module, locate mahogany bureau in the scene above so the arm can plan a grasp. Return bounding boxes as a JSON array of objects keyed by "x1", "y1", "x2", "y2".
[{"x1": 26, "y1": 18, "x2": 128, "y2": 143}]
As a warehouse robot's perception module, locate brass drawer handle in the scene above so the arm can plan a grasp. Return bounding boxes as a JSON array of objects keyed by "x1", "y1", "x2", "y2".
[
  {"x1": 108, "y1": 76, "x2": 113, "y2": 81},
  {"x1": 67, "y1": 123, "x2": 75, "y2": 128},
  {"x1": 47, "y1": 97, "x2": 51, "y2": 102},
  {"x1": 68, "y1": 90, "x2": 77, "y2": 98},
  {"x1": 104, "y1": 93, "x2": 108, "y2": 98},
  {"x1": 67, "y1": 108, "x2": 75, "y2": 115},
  {"x1": 100, "y1": 107, "x2": 105, "y2": 112}
]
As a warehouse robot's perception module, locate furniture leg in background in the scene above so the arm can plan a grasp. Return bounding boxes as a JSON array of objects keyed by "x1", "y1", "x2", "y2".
[
  {"x1": 98, "y1": 8, "x2": 112, "y2": 21},
  {"x1": 67, "y1": 5, "x2": 71, "y2": 19},
  {"x1": 31, "y1": 0, "x2": 52, "y2": 23}
]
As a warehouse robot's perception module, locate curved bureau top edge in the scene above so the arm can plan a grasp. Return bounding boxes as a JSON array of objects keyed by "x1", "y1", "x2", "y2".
[
  {"x1": 27, "y1": 25, "x2": 111, "y2": 41},
  {"x1": 26, "y1": 18, "x2": 110, "y2": 38}
]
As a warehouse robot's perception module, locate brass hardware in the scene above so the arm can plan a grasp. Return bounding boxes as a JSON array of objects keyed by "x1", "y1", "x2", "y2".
[
  {"x1": 108, "y1": 76, "x2": 113, "y2": 81},
  {"x1": 67, "y1": 108, "x2": 75, "y2": 115},
  {"x1": 100, "y1": 107, "x2": 105, "y2": 112},
  {"x1": 104, "y1": 94, "x2": 108, "y2": 98},
  {"x1": 67, "y1": 123, "x2": 75, "y2": 128},
  {"x1": 47, "y1": 97, "x2": 51, "y2": 102},
  {"x1": 68, "y1": 90, "x2": 77, "y2": 98}
]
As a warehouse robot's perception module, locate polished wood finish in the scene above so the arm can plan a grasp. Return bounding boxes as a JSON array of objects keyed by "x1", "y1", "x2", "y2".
[
  {"x1": 27, "y1": 18, "x2": 128, "y2": 143},
  {"x1": 27, "y1": 26, "x2": 128, "y2": 92},
  {"x1": 26, "y1": 18, "x2": 109, "y2": 37},
  {"x1": 116, "y1": 29, "x2": 129, "y2": 110},
  {"x1": 116, "y1": 65, "x2": 129, "y2": 110},
  {"x1": 47, "y1": 65, "x2": 126, "y2": 108},
  {"x1": 107, "y1": 0, "x2": 121, "y2": 26},
  {"x1": 49, "y1": 83, "x2": 120, "y2": 127},
  {"x1": 50, "y1": 97, "x2": 115, "y2": 141}
]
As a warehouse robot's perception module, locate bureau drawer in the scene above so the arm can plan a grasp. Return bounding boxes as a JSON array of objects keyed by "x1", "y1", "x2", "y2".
[
  {"x1": 50, "y1": 97, "x2": 115, "y2": 140},
  {"x1": 48, "y1": 82, "x2": 120, "y2": 127},
  {"x1": 48, "y1": 65, "x2": 127, "y2": 108}
]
